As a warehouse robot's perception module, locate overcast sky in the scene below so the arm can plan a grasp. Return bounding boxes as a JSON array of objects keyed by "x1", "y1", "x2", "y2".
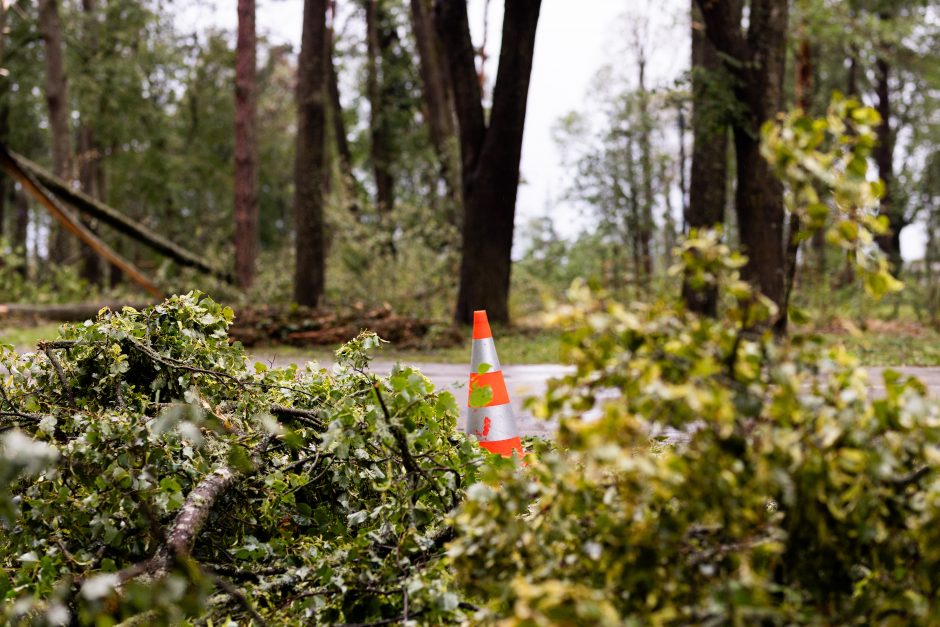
[{"x1": 180, "y1": 0, "x2": 927, "y2": 261}]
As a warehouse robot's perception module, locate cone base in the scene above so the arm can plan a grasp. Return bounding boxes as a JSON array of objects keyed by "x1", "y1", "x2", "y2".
[{"x1": 478, "y1": 437, "x2": 524, "y2": 458}]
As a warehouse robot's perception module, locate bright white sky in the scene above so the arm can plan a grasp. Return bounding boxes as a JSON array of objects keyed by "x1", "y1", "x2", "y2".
[{"x1": 181, "y1": 0, "x2": 927, "y2": 261}]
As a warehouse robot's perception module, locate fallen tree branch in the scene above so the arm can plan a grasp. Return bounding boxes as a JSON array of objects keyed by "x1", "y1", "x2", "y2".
[
  {"x1": 0, "y1": 143, "x2": 162, "y2": 298},
  {"x1": 39, "y1": 342, "x2": 74, "y2": 407},
  {"x1": 0, "y1": 302, "x2": 154, "y2": 323},
  {"x1": 3, "y1": 146, "x2": 235, "y2": 284}
]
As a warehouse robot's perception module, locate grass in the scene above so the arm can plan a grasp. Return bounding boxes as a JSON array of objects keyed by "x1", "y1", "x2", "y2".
[
  {"x1": 253, "y1": 327, "x2": 564, "y2": 365},
  {"x1": 3, "y1": 320, "x2": 937, "y2": 368},
  {"x1": 0, "y1": 321, "x2": 563, "y2": 365},
  {"x1": 821, "y1": 330, "x2": 940, "y2": 367},
  {"x1": 0, "y1": 323, "x2": 63, "y2": 350}
]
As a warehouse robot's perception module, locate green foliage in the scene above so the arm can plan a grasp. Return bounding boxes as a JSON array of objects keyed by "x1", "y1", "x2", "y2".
[
  {"x1": 449, "y1": 238, "x2": 940, "y2": 624},
  {"x1": 0, "y1": 240, "x2": 93, "y2": 304},
  {"x1": 0, "y1": 292, "x2": 485, "y2": 624},
  {"x1": 761, "y1": 94, "x2": 903, "y2": 299}
]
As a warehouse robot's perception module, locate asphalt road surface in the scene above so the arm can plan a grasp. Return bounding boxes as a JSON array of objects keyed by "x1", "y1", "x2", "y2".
[{"x1": 258, "y1": 356, "x2": 940, "y2": 439}]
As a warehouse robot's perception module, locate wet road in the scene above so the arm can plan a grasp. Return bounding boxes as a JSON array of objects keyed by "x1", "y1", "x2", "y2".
[{"x1": 260, "y1": 356, "x2": 940, "y2": 438}]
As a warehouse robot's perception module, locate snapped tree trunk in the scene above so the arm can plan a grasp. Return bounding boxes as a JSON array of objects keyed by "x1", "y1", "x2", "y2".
[
  {"x1": 683, "y1": 1, "x2": 729, "y2": 317},
  {"x1": 235, "y1": 0, "x2": 260, "y2": 289},
  {"x1": 435, "y1": 0, "x2": 542, "y2": 325},
  {"x1": 695, "y1": 0, "x2": 788, "y2": 329},
  {"x1": 38, "y1": 0, "x2": 74, "y2": 264},
  {"x1": 293, "y1": 0, "x2": 328, "y2": 308}
]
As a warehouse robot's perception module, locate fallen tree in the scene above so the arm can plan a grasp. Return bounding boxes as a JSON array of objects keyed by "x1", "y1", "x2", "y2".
[
  {"x1": 0, "y1": 144, "x2": 235, "y2": 285},
  {"x1": 0, "y1": 293, "x2": 484, "y2": 624}
]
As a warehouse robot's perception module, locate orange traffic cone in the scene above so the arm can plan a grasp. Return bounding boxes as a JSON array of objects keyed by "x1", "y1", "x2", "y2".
[{"x1": 467, "y1": 310, "x2": 524, "y2": 458}]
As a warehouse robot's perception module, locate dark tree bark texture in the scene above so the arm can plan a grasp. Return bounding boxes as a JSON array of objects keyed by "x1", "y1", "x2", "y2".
[
  {"x1": 235, "y1": 0, "x2": 260, "y2": 288},
  {"x1": 39, "y1": 0, "x2": 74, "y2": 264},
  {"x1": 293, "y1": 0, "x2": 328, "y2": 308},
  {"x1": 874, "y1": 55, "x2": 903, "y2": 271},
  {"x1": 683, "y1": 1, "x2": 730, "y2": 317},
  {"x1": 410, "y1": 0, "x2": 461, "y2": 226},
  {"x1": 366, "y1": 0, "x2": 395, "y2": 214},
  {"x1": 435, "y1": 0, "x2": 541, "y2": 325},
  {"x1": 695, "y1": 0, "x2": 788, "y2": 328}
]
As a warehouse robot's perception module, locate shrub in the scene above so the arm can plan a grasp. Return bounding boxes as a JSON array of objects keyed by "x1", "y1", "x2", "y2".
[{"x1": 0, "y1": 292, "x2": 484, "y2": 625}]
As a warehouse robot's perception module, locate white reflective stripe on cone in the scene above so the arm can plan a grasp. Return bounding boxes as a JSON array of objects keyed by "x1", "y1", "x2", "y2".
[
  {"x1": 467, "y1": 404, "x2": 519, "y2": 442},
  {"x1": 470, "y1": 337, "x2": 502, "y2": 373}
]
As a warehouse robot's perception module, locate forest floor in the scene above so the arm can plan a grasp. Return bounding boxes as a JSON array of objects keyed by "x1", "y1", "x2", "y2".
[{"x1": 2, "y1": 318, "x2": 939, "y2": 366}]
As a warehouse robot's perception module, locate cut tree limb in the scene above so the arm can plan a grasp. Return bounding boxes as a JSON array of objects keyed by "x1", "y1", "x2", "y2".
[
  {"x1": 117, "y1": 466, "x2": 239, "y2": 585},
  {"x1": 1, "y1": 145, "x2": 235, "y2": 284},
  {"x1": 0, "y1": 144, "x2": 163, "y2": 298}
]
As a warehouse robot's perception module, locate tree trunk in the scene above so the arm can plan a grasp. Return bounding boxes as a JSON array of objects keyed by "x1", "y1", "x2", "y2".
[
  {"x1": 436, "y1": 0, "x2": 541, "y2": 325},
  {"x1": 6, "y1": 148, "x2": 235, "y2": 282},
  {"x1": 234, "y1": 0, "x2": 259, "y2": 289},
  {"x1": 38, "y1": 0, "x2": 74, "y2": 264},
  {"x1": 777, "y1": 34, "x2": 815, "y2": 333},
  {"x1": 873, "y1": 54, "x2": 903, "y2": 271},
  {"x1": 410, "y1": 0, "x2": 461, "y2": 226},
  {"x1": 77, "y1": 0, "x2": 103, "y2": 286},
  {"x1": 326, "y1": 22, "x2": 361, "y2": 214},
  {"x1": 637, "y1": 54, "x2": 654, "y2": 286},
  {"x1": 366, "y1": 0, "x2": 395, "y2": 214},
  {"x1": 13, "y1": 187, "x2": 29, "y2": 277},
  {"x1": 77, "y1": 126, "x2": 103, "y2": 284},
  {"x1": 695, "y1": 0, "x2": 788, "y2": 327},
  {"x1": 683, "y1": 2, "x2": 729, "y2": 317},
  {"x1": 0, "y1": 5, "x2": 8, "y2": 241},
  {"x1": 293, "y1": 0, "x2": 328, "y2": 308}
]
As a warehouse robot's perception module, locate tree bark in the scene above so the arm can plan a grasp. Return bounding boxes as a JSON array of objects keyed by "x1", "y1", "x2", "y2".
[
  {"x1": 325, "y1": 8, "x2": 362, "y2": 215},
  {"x1": 683, "y1": 2, "x2": 729, "y2": 317},
  {"x1": 293, "y1": 0, "x2": 328, "y2": 308},
  {"x1": 5, "y1": 148, "x2": 235, "y2": 283},
  {"x1": 234, "y1": 0, "x2": 260, "y2": 289},
  {"x1": 637, "y1": 53, "x2": 654, "y2": 287},
  {"x1": 778, "y1": 33, "x2": 815, "y2": 333},
  {"x1": 13, "y1": 186, "x2": 29, "y2": 277},
  {"x1": 39, "y1": 0, "x2": 74, "y2": 265},
  {"x1": 75, "y1": 0, "x2": 104, "y2": 286},
  {"x1": 695, "y1": 0, "x2": 788, "y2": 328},
  {"x1": 0, "y1": 146, "x2": 162, "y2": 297},
  {"x1": 365, "y1": 0, "x2": 395, "y2": 214},
  {"x1": 436, "y1": 0, "x2": 542, "y2": 325},
  {"x1": 410, "y1": 0, "x2": 461, "y2": 226},
  {"x1": 873, "y1": 54, "x2": 903, "y2": 271},
  {"x1": 77, "y1": 125, "x2": 103, "y2": 284}
]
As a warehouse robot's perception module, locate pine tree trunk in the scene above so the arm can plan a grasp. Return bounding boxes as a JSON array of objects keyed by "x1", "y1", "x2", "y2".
[
  {"x1": 366, "y1": 0, "x2": 395, "y2": 214},
  {"x1": 77, "y1": 0, "x2": 103, "y2": 286},
  {"x1": 38, "y1": 0, "x2": 74, "y2": 264},
  {"x1": 293, "y1": 0, "x2": 328, "y2": 308},
  {"x1": 235, "y1": 0, "x2": 260, "y2": 289},
  {"x1": 436, "y1": 0, "x2": 542, "y2": 324}
]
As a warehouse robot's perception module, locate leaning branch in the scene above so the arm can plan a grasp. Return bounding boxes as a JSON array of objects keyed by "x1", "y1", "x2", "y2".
[
  {"x1": 0, "y1": 144, "x2": 163, "y2": 297},
  {"x1": 2, "y1": 145, "x2": 235, "y2": 284}
]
